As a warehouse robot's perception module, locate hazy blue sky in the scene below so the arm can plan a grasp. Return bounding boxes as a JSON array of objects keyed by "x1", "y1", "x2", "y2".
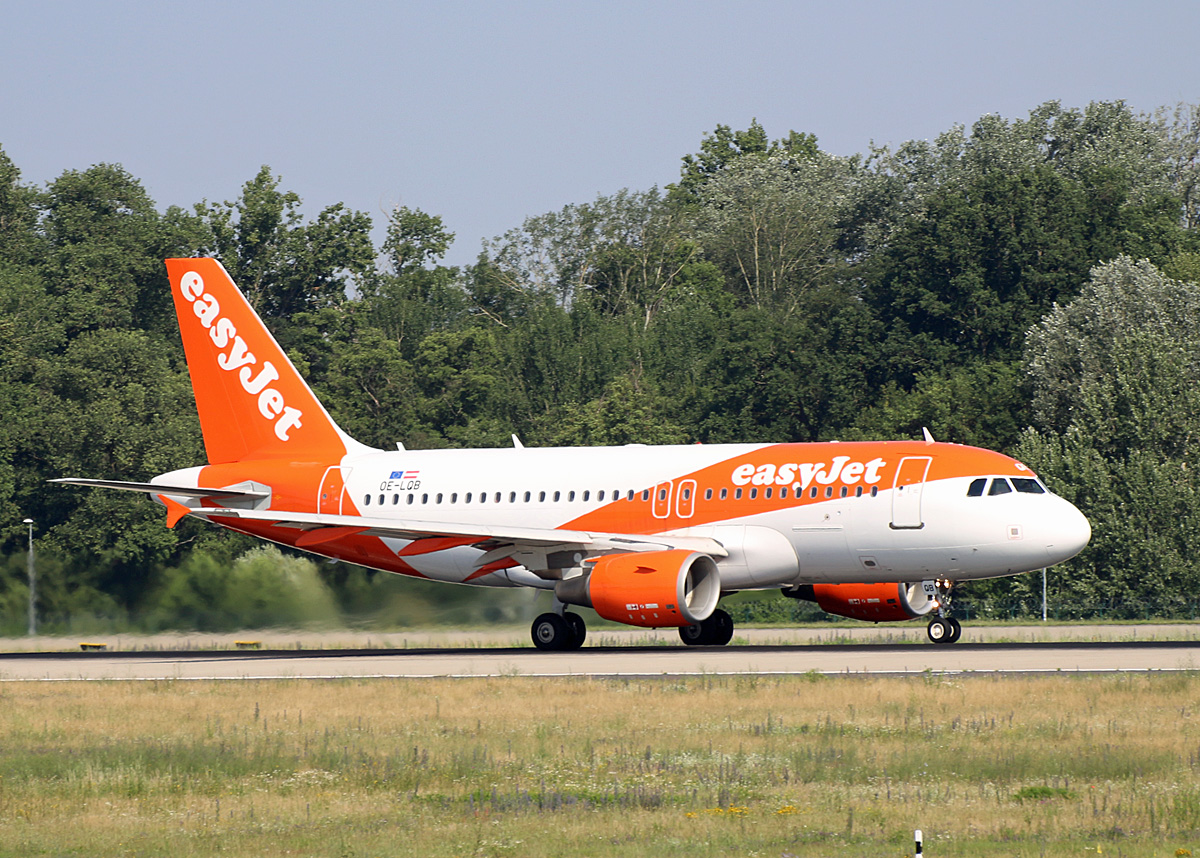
[{"x1": 3, "y1": 1, "x2": 1197, "y2": 265}]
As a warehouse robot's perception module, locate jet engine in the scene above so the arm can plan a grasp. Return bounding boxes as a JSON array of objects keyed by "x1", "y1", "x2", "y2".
[
  {"x1": 784, "y1": 582, "x2": 935, "y2": 622},
  {"x1": 555, "y1": 549, "x2": 721, "y2": 628}
]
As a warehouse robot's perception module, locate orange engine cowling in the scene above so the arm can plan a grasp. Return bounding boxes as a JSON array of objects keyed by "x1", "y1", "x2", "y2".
[
  {"x1": 554, "y1": 549, "x2": 722, "y2": 628},
  {"x1": 799, "y1": 582, "x2": 935, "y2": 622}
]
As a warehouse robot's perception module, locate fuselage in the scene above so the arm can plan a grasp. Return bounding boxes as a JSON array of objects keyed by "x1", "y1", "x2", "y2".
[{"x1": 158, "y1": 438, "x2": 1091, "y2": 592}]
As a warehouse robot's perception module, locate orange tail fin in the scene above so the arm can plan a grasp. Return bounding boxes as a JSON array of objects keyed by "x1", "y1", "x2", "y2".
[{"x1": 166, "y1": 258, "x2": 360, "y2": 464}]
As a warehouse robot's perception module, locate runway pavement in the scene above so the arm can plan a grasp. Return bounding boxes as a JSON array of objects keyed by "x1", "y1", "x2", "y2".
[{"x1": 1, "y1": 639, "x2": 1198, "y2": 681}]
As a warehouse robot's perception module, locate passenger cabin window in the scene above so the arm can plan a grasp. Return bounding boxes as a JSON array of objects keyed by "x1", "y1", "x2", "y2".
[
  {"x1": 988, "y1": 479, "x2": 1012, "y2": 496},
  {"x1": 1012, "y1": 478, "x2": 1046, "y2": 494},
  {"x1": 967, "y1": 478, "x2": 987, "y2": 497}
]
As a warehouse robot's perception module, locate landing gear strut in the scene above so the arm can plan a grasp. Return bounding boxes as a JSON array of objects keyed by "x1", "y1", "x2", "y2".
[
  {"x1": 531, "y1": 611, "x2": 586, "y2": 651},
  {"x1": 926, "y1": 580, "x2": 962, "y2": 644},
  {"x1": 679, "y1": 608, "x2": 734, "y2": 646}
]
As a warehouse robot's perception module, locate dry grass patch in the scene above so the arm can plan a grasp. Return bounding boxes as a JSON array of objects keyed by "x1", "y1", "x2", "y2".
[{"x1": 0, "y1": 674, "x2": 1198, "y2": 856}]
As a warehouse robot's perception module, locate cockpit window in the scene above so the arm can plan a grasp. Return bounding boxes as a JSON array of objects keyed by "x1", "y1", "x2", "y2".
[
  {"x1": 967, "y1": 478, "x2": 986, "y2": 497},
  {"x1": 988, "y1": 478, "x2": 1013, "y2": 496},
  {"x1": 1012, "y1": 478, "x2": 1046, "y2": 494}
]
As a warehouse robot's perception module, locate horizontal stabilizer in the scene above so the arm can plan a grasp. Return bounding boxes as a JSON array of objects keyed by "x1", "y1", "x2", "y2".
[{"x1": 51, "y1": 478, "x2": 270, "y2": 500}]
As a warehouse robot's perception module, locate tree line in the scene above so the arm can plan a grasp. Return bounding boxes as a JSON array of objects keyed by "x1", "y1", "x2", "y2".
[{"x1": 2, "y1": 99, "x2": 1200, "y2": 632}]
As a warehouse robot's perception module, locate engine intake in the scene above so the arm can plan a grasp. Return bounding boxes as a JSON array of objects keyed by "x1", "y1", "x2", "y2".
[{"x1": 555, "y1": 549, "x2": 721, "y2": 628}]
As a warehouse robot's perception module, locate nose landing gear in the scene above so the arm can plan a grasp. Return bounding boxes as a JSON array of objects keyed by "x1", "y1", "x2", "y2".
[{"x1": 926, "y1": 580, "x2": 962, "y2": 644}]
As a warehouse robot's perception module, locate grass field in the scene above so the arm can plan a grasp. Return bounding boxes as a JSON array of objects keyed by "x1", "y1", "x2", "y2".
[{"x1": 1, "y1": 673, "x2": 1198, "y2": 857}]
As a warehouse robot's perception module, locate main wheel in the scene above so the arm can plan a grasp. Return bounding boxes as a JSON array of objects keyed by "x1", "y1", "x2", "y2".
[
  {"x1": 679, "y1": 609, "x2": 735, "y2": 647},
  {"x1": 563, "y1": 612, "x2": 587, "y2": 649},
  {"x1": 707, "y1": 609, "x2": 734, "y2": 646},
  {"x1": 532, "y1": 612, "x2": 571, "y2": 651},
  {"x1": 927, "y1": 617, "x2": 953, "y2": 644}
]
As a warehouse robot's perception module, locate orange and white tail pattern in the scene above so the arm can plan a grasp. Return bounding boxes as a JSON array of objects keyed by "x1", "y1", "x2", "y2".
[{"x1": 166, "y1": 258, "x2": 355, "y2": 464}]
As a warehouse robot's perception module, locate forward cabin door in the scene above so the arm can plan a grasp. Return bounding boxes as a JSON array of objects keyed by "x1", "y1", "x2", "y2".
[{"x1": 890, "y1": 456, "x2": 931, "y2": 529}]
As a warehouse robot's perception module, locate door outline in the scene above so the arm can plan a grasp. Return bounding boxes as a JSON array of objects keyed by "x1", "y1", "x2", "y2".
[
  {"x1": 318, "y1": 466, "x2": 348, "y2": 515},
  {"x1": 675, "y1": 478, "x2": 697, "y2": 519},
  {"x1": 652, "y1": 480, "x2": 673, "y2": 519},
  {"x1": 890, "y1": 456, "x2": 931, "y2": 530}
]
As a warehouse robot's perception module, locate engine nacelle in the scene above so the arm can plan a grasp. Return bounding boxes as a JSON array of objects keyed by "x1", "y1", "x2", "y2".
[
  {"x1": 554, "y1": 549, "x2": 721, "y2": 628},
  {"x1": 785, "y1": 582, "x2": 935, "y2": 622}
]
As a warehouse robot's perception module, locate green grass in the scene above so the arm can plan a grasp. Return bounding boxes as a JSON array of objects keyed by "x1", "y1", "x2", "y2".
[{"x1": 0, "y1": 674, "x2": 1198, "y2": 856}]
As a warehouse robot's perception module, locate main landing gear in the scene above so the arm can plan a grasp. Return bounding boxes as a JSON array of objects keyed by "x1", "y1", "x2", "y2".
[
  {"x1": 531, "y1": 611, "x2": 587, "y2": 651},
  {"x1": 679, "y1": 608, "x2": 734, "y2": 646},
  {"x1": 926, "y1": 579, "x2": 962, "y2": 644},
  {"x1": 530, "y1": 608, "x2": 738, "y2": 649}
]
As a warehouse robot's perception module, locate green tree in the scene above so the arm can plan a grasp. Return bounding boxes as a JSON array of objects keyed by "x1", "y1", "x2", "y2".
[
  {"x1": 197, "y1": 166, "x2": 374, "y2": 319},
  {"x1": 695, "y1": 151, "x2": 852, "y2": 314},
  {"x1": 1016, "y1": 257, "x2": 1200, "y2": 615}
]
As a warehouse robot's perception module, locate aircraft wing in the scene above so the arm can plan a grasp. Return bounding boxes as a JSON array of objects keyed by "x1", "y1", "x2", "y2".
[{"x1": 182, "y1": 505, "x2": 729, "y2": 560}]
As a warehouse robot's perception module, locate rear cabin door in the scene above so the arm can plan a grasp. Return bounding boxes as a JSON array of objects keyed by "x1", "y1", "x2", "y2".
[{"x1": 318, "y1": 466, "x2": 348, "y2": 515}]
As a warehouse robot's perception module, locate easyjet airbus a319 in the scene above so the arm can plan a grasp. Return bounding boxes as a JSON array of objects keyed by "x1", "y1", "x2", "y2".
[{"x1": 57, "y1": 259, "x2": 1091, "y2": 649}]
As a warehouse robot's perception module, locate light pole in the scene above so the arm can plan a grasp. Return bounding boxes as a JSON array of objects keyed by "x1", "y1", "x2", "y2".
[{"x1": 22, "y1": 518, "x2": 35, "y2": 636}]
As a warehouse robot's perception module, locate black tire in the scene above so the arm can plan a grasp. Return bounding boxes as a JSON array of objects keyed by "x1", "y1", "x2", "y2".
[
  {"x1": 707, "y1": 609, "x2": 734, "y2": 646},
  {"x1": 927, "y1": 617, "x2": 952, "y2": 644},
  {"x1": 679, "y1": 609, "x2": 735, "y2": 647},
  {"x1": 563, "y1": 612, "x2": 587, "y2": 649},
  {"x1": 532, "y1": 612, "x2": 571, "y2": 650},
  {"x1": 946, "y1": 617, "x2": 962, "y2": 644}
]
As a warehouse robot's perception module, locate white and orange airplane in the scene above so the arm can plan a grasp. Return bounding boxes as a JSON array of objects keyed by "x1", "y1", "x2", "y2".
[{"x1": 57, "y1": 259, "x2": 1091, "y2": 649}]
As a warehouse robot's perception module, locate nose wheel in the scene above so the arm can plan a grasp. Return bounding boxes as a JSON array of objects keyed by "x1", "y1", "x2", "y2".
[{"x1": 926, "y1": 616, "x2": 961, "y2": 644}]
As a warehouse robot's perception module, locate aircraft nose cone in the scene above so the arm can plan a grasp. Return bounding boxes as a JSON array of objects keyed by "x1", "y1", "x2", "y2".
[{"x1": 1046, "y1": 498, "x2": 1091, "y2": 565}]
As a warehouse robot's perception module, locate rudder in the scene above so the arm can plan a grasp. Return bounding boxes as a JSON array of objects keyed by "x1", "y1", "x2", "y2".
[{"x1": 166, "y1": 258, "x2": 356, "y2": 464}]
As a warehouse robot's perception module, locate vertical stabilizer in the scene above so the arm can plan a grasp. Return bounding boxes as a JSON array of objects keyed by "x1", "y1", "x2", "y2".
[{"x1": 166, "y1": 258, "x2": 359, "y2": 464}]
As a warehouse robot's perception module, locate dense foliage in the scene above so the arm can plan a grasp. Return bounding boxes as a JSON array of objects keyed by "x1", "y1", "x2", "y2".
[{"x1": 2, "y1": 100, "x2": 1199, "y2": 632}]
